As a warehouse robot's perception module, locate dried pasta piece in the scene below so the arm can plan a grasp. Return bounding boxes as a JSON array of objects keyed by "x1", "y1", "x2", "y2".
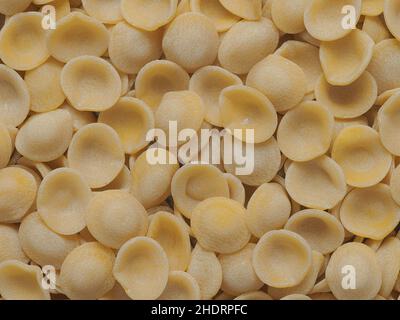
[
  {"x1": 0, "y1": 0, "x2": 32, "y2": 15},
  {"x1": 15, "y1": 110, "x2": 73, "y2": 163},
  {"x1": 68, "y1": 123, "x2": 125, "y2": 188},
  {"x1": 315, "y1": 72, "x2": 377, "y2": 119},
  {"x1": 113, "y1": 237, "x2": 169, "y2": 300},
  {"x1": 24, "y1": 58, "x2": 66, "y2": 113},
  {"x1": 270, "y1": 0, "x2": 308, "y2": 34},
  {"x1": 59, "y1": 104, "x2": 96, "y2": 132},
  {"x1": 376, "y1": 237, "x2": 400, "y2": 298},
  {"x1": 376, "y1": 88, "x2": 400, "y2": 106},
  {"x1": 187, "y1": 244, "x2": 222, "y2": 300},
  {"x1": 163, "y1": 13, "x2": 219, "y2": 73},
  {"x1": 0, "y1": 224, "x2": 29, "y2": 263},
  {"x1": 147, "y1": 211, "x2": 191, "y2": 271},
  {"x1": 0, "y1": 123, "x2": 12, "y2": 169},
  {"x1": 362, "y1": 0, "x2": 384, "y2": 16},
  {"x1": 235, "y1": 291, "x2": 272, "y2": 300},
  {"x1": 109, "y1": 22, "x2": 163, "y2": 75},
  {"x1": 247, "y1": 55, "x2": 307, "y2": 113},
  {"x1": 0, "y1": 260, "x2": 50, "y2": 300},
  {"x1": 59, "y1": 242, "x2": 115, "y2": 300},
  {"x1": 224, "y1": 173, "x2": 245, "y2": 205},
  {"x1": 281, "y1": 294, "x2": 311, "y2": 300},
  {"x1": 191, "y1": 197, "x2": 250, "y2": 254},
  {"x1": 326, "y1": 242, "x2": 381, "y2": 300},
  {"x1": 171, "y1": 164, "x2": 229, "y2": 219},
  {"x1": 218, "y1": 18, "x2": 279, "y2": 75},
  {"x1": 99, "y1": 97, "x2": 154, "y2": 154},
  {"x1": 190, "y1": 0, "x2": 239, "y2": 32},
  {"x1": 121, "y1": 0, "x2": 177, "y2": 31},
  {"x1": 362, "y1": 15, "x2": 391, "y2": 44},
  {"x1": 332, "y1": 125, "x2": 392, "y2": 188},
  {"x1": 253, "y1": 230, "x2": 312, "y2": 288},
  {"x1": 219, "y1": 243, "x2": 263, "y2": 296},
  {"x1": 319, "y1": 30, "x2": 374, "y2": 86},
  {"x1": 285, "y1": 210, "x2": 344, "y2": 254},
  {"x1": 131, "y1": 148, "x2": 179, "y2": 209},
  {"x1": 47, "y1": 12, "x2": 109, "y2": 63},
  {"x1": 219, "y1": 0, "x2": 262, "y2": 20},
  {"x1": 99, "y1": 283, "x2": 131, "y2": 300},
  {"x1": 246, "y1": 183, "x2": 291, "y2": 238},
  {"x1": 340, "y1": 184, "x2": 400, "y2": 240},
  {"x1": 304, "y1": 0, "x2": 362, "y2": 41},
  {"x1": 384, "y1": 0, "x2": 400, "y2": 41},
  {"x1": 49, "y1": 0, "x2": 71, "y2": 20},
  {"x1": 135, "y1": 60, "x2": 190, "y2": 111},
  {"x1": 189, "y1": 66, "x2": 242, "y2": 127},
  {"x1": 0, "y1": 65, "x2": 30, "y2": 127},
  {"x1": 19, "y1": 212, "x2": 80, "y2": 269},
  {"x1": 378, "y1": 92, "x2": 400, "y2": 156},
  {"x1": 220, "y1": 85, "x2": 277, "y2": 143},
  {"x1": 285, "y1": 156, "x2": 347, "y2": 210},
  {"x1": 367, "y1": 39, "x2": 400, "y2": 94},
  {"x1": 277, "y1": 101, "x2": 334, "y2": 162},
  {"x1": 390, "y1": 165, "x2": 400, "y2": 206},
  {"x1": 275, "y1": 40, "x2": 322, "y2": 93},
  {"x1": 37, "y1": 168, "x2": 91, "y2": 235},
  {"x1": 61, "y1": 56, "x2": 121, "y2": 112},
  {"x1": 0, "y1": 12, "x2": 49, "y2": 71},
  {"x1": 86, "y1": 190, "x2": 147, "y2": 249},
  {"x1": 81, "y1": 0, "x2": 122, "y2": 24},
  {"x1": 159, "y1": 271, "x2": 201, "y2": 300},
  {"x1": 96, "y1": 165, "x2": 131, "y2": 192},
  {"x1": 0, "y1": 167, "x2": 37, "y2": 223}
]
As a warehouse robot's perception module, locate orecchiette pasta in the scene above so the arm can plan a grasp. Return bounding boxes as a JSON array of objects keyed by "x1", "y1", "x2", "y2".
[{"x1": 158, "y1": 271, "x2": 201, "y2": 300}]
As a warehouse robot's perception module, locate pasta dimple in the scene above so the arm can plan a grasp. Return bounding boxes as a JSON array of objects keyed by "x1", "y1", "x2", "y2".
[
  {"x1": 81, "y1": 0, "x2": 122, "y2": 24},
  {"x1": 378, "y1": 92, "x2": 400, "y2": 156},
  {"x1": 384, "y1": 0, "x2": 400, "y2": 41},
  {"x1": 159, "y1": 271, "x2": 201, "y2": 300},
  {"x1": 61, "y1": 56, "x2": 122, "y2": 112},
  {"x1": 270, "y1": 0, "x2": 308, "y2": 34},
  {"x1": 219, "y1": 0, "x2": 262, "y2": 20},
  {"x1": 340, "y1": 184, "x2": 400, "y2": 240}
]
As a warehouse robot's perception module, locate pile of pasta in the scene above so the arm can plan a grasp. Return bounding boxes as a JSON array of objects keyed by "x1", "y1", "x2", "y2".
[{"x1": 1, "y1": 0, "x2": 400, "y2": 301}]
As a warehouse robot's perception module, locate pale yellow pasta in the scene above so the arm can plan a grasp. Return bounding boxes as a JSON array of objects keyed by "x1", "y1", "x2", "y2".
[
  {"x1": 332, "y1": 125, "x2": 392, "y2": 188},
  {"x1": 376, "y1": 88, "x2": 400, "y2": 106},
  {"x1": 81, "y1": 0, "x2": 122, "y2": 24},
  {"x1": 0, "y1": 123, "x2": 12, "y2": 169},
  {"x1": 47, "y1": 12, "x2": 109, "y2": 63},
  {"x1": 0, "y1": 260, "x2": 50, "y2": 300},
  {"x1": 304, "y1": 0, "x2": 362, "y2": 41},
  {"x1": 159, "y1": 271, "x2": 201, "y2": 300},
  {"x1": 320, "y1": 30, "x2": 374, "y2": 86},
  {"x1": 326, "y1": 242, "x2": 381, "y2": 300},
  {"x1": 246, "y1": 183, "x2": 291, "y2": 238},
  {"x1": 109, "y1": 22, "x2": 163, "y2": 75},
  {"x1": 59, "y1": 103, "x2": 96, "y2": 132},
  {"x1": 59, "y1": 242, "x2": 115, "y2": 300},
  {"x1": 340, "y1": 184, "x2": 400, "y2": 240},
  {"x1": 96, "y1": 165, "x2": 131, "y2": 192},
  {"x1": 315, "y1": 72, "x2": 377, "y2": 119},
  {"x1": 285, "y1": 156, "x2": 347, "y2": 210},
  {"x1": 24, "y1": 58, "x2": 66, "y2": 113},
  {"x1": 49, "y1": 0, "x2": 71, "y2": 20},
  {"x1": 37, "y1": 168, "x2": 91, "y2": 235},
  {"x1": 0, "y1": 167, "x2": 37, "y2": 223},
  {"x1": 131, "y1": 148, "x2": 179, "y2": 209},
  {"x1": 19, "y1": 212, "x2": 80, "y2": 269},
  {"x1": 0, "y1": 12, "x2": 49, "y2": 71},
  {"x1": 16, "y1": 110, "x2": 73, "y2": 163},
  {"x1": 384, "y1": 0, "x2": 400, "y2": 41},
  {"x1": 281, "y1": 294, "x2": 311, "y2": 300},
  {"x1": 0, "y1": 224, "x2": 29, "y2": 263},
  {"x1": 275, "y1": 40, "x2": 322, "y2": 93},
  {"x1": 172, "y1": 164, "x2": 229, "y2": 219},
  {"x1": 121, "y1": 0, "x2": 177, "y2": 31},
  {"x1": 191, "y1": 197, "x2": 250, "y2": 254},
  {"x1": 0, "y1": 64, "x2": 30, "y2": 127},
  {"x1": 253, "y1": 230, "x2": 312, "y2": 288},
  {"x1": 294, "y1": 30, "x2": 321, "y2": 47},
  {"x1": 378, "y1": 92, "x2": 400, "y2": 156},
  {"x1": 362, "y1": 0, "x2": 384, "y2": 16},
  {"x1": 219, "y1": 243, "x2": 263, "y2": 296},
  {"x1": 0, "y1": 0, "x2": 32, "y2": 15},
  {"x1": 113, "y1": 237, "x2": 169, "y2": 300},
  {"x1": 362, "y1": 15, "x2": 391, "y2": 44},
  {"x1": 187, "y1": 244, "x2": 223, "y2": 300},
  {"x1": 376, "y1": 237, "x2": 400, "y2": 298},
  {"x1": 234, "y1": 291, "x2": 273, "y2": 300},
  {"x1": 247, "y1": 55, "x2": 307, "y2": 113},
  {"x1": 163, "y1": 13, "x2": 219, "y2": 73},
  {"x1": 219, "y1": 0, "x2": 262, "y2": 20},
  {"x1": 277, "y1": 101, "x2": 334, "y2": 162},
  {"x1": 285, "y1": 210, "x2": 345, "y2": 254},
  {"x1": 147, "y1": 211, "x2": 190, "y2": 271},
  {"x1": 135, "y1": 60, "x2": 190, "y2": 111},
  {"x1": 98, "y1": 97, "x2": 154, "y2": 154},
  {"x1": 270, "y1": 0, "x2": 308, "y2": 34},
  {"x1": 190, "y1": 0, "x2": 239, "y2": 32},
  {"x1": 99, "y1": 283, "x2": 131, "y2": 300},
  {"x1": 224, "y1": 173, "x2": 245, "y2": 205},
  {"x1": 269, "y1": 251, "x2": 324, "y2": 299},
  {"x1": 67, "y1": 123, "x2": 125, "y2": 188},
  {"x1": 85, "y1": 190, "x2": 147, "y2": 249},
  {"x1": 367, "y1": 39, "x2": 400, "y2": 94},
  {"x1": 61, "y1": 56, "x2": 121, "y2": 112},
  {"x1": 189, "y1": 66, "x2": 242, "y2": 127},
  {"x1": 390, "y1": 165, "x2": 400, "y2": 206},
  {"x1": 218, "y1": 18, "x2": 279, "y2": 75}
]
